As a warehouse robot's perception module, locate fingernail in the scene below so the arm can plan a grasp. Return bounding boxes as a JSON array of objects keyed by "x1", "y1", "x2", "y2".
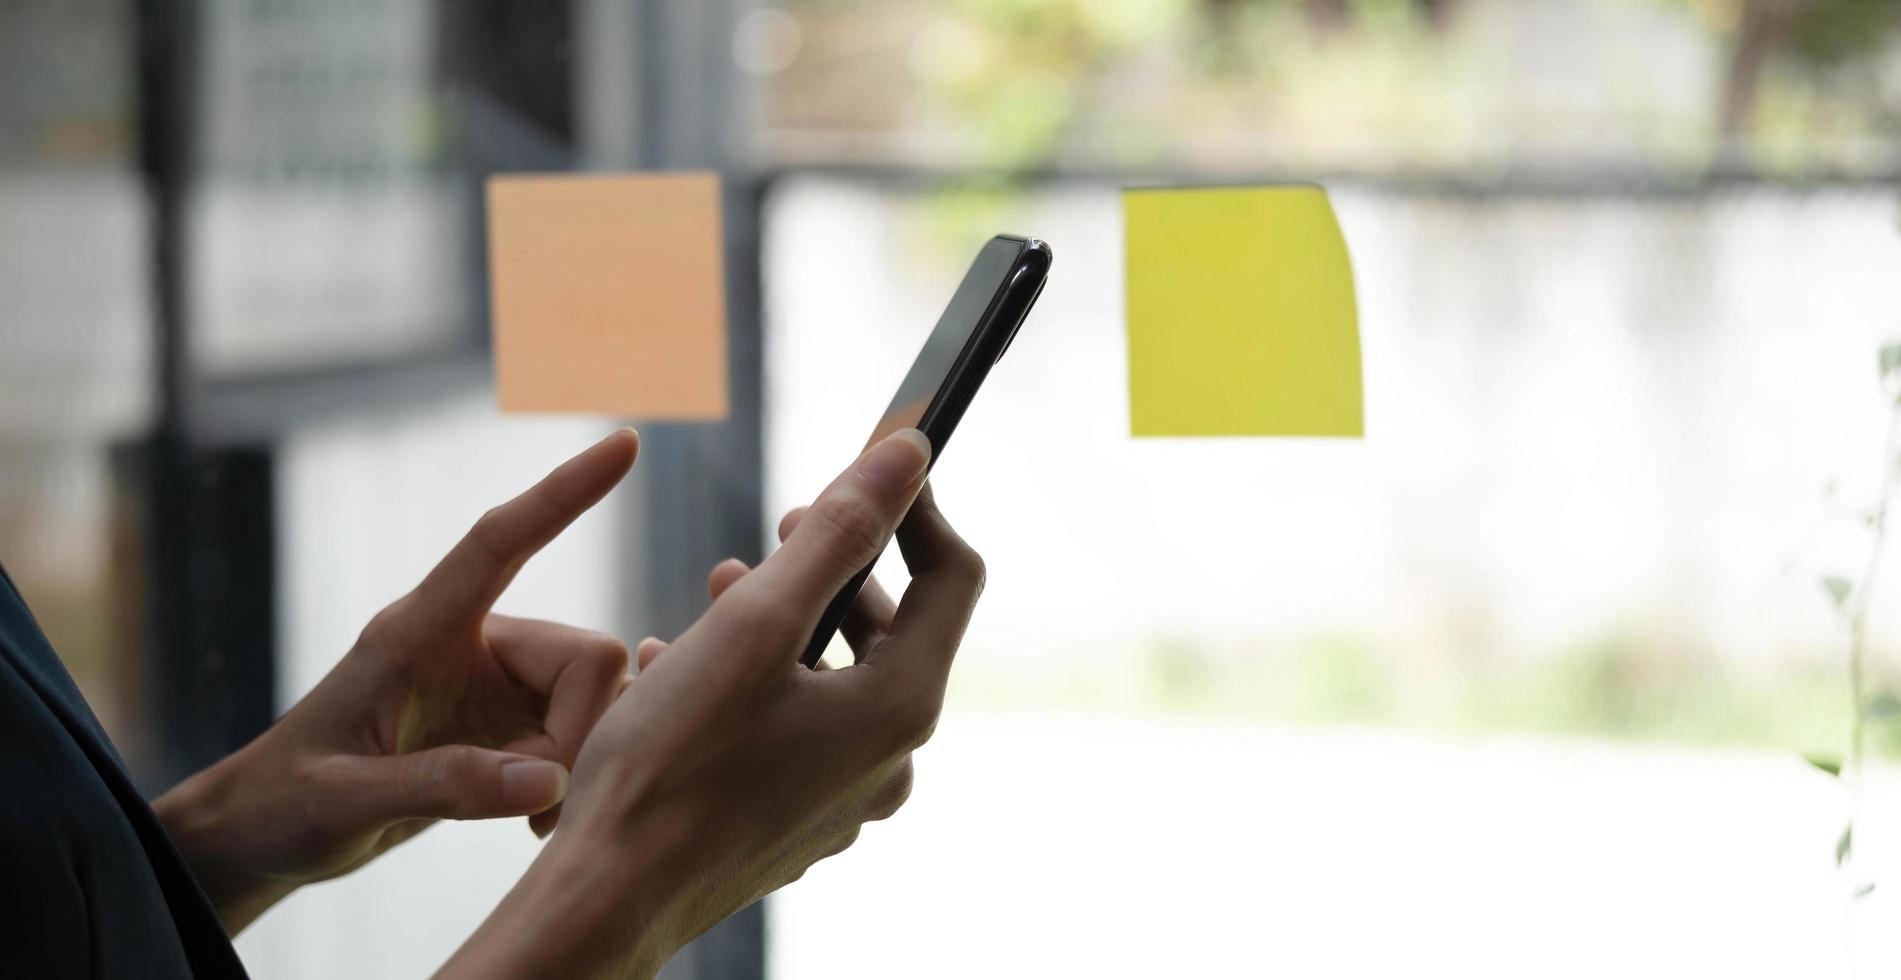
[
  {"x1": 502, "y1": 760, "x2": 568, "y2": 810},
  {"x1": 859, "y1": 429, "x2": 931, "y2": 492},
  {"x1": 595, "y1": 427, "x2": 638, "y2": 451}
]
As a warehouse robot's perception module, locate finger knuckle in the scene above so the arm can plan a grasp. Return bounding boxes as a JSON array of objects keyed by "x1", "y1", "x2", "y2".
[
  {"x1": 472, "y1": 505, "x2": 505, "y2": 538},
  {"x1": 867, "y1": 763, "x2": 914, "y2": 822},
  {"x1": 952, "y1": 544, "x2": 987, "y2": 595},
  {"x1": 807, "y1": 492, "x2": 890, "y2": 570},
  {"x1": 356, "y1": 604, "x2": 400, "y2": 647},
  {"x1": 421, "y1": 748, "x2": 483, "y2": 808},
  {"x1": 777, "y1": 507, "x2": 805, "y2": 542},
  {"x1": 468, "y1": 508, "x2": 511, "y2": 563},
  {"x1": 724, "y1": 591, "x2": 798, "y2": 641},
  {"x1": 825, "y1": 826, "x2": 863, "y2": 858},
  {"x1": 888, "y1": 690, "x2": 943, "y2": 752},
  {"x1": 593, "y1": 635, "x2": 632, "y2": 675}
]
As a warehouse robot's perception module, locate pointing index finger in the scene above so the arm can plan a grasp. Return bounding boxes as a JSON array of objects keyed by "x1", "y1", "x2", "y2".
[{"x1": 409, "y1": 428, "x2": 639, "y2": 630}]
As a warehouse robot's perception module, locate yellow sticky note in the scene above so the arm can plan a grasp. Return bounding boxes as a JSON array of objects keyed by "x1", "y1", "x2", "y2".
[
  {"x1": 487, "y1": 172, "x2": 729, "y2": 418},
  {"x1": 1123, "y1": 185, "x2": 1361, "y2": 437}
]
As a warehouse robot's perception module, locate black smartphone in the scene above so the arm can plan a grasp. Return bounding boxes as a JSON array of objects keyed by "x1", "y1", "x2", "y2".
[{"x1": 799, "y1": 233, "x2": 1053, "y2": 667}]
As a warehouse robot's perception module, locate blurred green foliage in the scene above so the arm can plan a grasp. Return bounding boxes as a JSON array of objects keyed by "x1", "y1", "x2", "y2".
[
  {"x1": 862, "y1": 0, "x2": 1901, "y2": 248},
  {"x1": 1785, "y1": 0, "x2": 1901, "y2": 65},
  {"x1": 782, "y1": 0, "x2": 1901, "y2": 195},
  {"x1": 950, "y1": 633, "x2": 1871, "y2": 756}
]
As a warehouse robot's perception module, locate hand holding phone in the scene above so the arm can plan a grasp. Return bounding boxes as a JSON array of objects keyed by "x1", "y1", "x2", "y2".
[
  {"x1": 458, "y1": 422, "x2": 985, "y2": 978},
  {"x1": 800, "y1": 234, "x2": 1052, "y2": 666}
]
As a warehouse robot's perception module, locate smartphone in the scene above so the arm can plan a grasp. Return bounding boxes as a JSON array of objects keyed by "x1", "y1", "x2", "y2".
[{"x1": 799, "y1": 234, "x2": 1053, "y2": 667}]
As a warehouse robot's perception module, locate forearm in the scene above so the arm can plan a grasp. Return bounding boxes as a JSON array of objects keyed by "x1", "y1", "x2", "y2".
[{"x1": 153, "y1": 753, "x2": 300, "y2": 936}]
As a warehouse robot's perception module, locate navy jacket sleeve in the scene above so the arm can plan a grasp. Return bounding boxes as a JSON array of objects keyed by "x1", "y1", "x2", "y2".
[{"x1": 0, "y1": 564, "x2": 249, "y2": 979}]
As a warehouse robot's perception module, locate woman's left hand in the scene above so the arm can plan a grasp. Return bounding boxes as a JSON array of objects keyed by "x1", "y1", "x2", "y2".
[{"x1": 155, "y1": 429, "x2": 640, "y2": 936}]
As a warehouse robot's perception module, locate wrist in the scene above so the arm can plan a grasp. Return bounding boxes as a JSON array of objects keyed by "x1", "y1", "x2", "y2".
[
  {"x1": 442, "y1": 805, "x2": 693, "y2": 980},
  {"x1": 153, "y1": 745, "x2": 298, "y2": 934}
]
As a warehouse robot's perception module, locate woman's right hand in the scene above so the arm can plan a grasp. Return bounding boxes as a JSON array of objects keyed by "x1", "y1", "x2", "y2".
[{"x1": 439, "y1": 428, "x2": 986, "y2": 980}]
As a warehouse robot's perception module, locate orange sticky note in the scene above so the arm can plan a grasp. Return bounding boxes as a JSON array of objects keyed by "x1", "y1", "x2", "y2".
[{"x1": 487, "y1": 172, "x2": 729, "y2": 418}]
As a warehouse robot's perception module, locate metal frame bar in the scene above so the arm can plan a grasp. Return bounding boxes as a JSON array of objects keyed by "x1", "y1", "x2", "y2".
[
  {"x1": 769, "y1": 161, "x2": 1901, "y2": 200},
  {"x1": 135, "y1": 0, "x2": 279, "y2": 792},
  {"x1": 192, "y1": 351, "x2": 493, "y2": 448},
  {"x1": 631, "y1": 3, "x2": 770, "y2": 976}
]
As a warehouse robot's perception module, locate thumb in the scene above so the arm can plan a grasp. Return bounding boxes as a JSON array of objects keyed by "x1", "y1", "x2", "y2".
[
  {"x1": 325, "y1": 746, "x2": 569, "y2": 825},
  {"x1": 744, "y1": 428, "x2": 931, "y2": 610}
]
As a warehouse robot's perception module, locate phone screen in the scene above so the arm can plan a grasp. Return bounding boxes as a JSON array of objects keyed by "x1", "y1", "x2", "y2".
[{"x1": 865, "y1": 237, "x2": 1025, "y2": 447}]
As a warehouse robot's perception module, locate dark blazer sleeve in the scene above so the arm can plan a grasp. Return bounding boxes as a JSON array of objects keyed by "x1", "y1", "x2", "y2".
[
  {"x1": 0, "y1": 648, "x2": 192, "y2": 977},
  {"x1": 0, "y1": 667, "x2": 93, "y2": 979},
  {"x1": 0, "y1": 564, "x2": 249, "y2": 979}
]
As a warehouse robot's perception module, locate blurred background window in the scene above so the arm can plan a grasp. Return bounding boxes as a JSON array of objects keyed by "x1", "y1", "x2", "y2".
[
  {"x1": 5, "y1": 1, "x2": 1901, "y2": 978},
  {"x1": 0, "y1": 0, "x2": 151, "y2": 757},
  {"x1": 190, "y1": 0, "x2": 467, "y2": 375}
]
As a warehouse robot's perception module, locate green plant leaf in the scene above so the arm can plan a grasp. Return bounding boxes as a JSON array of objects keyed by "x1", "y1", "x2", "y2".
[
  {"x1": 1868, "y1": 692, "x2": 1901, "y2": 721},
  {"x1": 1881, "y1": 343, "x2": 1901, "y2": 381},
  {"x1": 1806, "y1": 754, "x2": 1843, "y2": 777},
  {"x1": 1838, "y1": 825, "x2": 1854, "y2": 867},
  {"x1": 1856, "y1": 882, "x2": 1877, "y2": 900},
  {"x1": 1822, "y1": 576, "x2": 1853, "y2": 609}
]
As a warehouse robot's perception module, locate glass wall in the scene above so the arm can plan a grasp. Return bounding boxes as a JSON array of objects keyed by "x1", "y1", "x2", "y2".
[
  {"x1": 752, "y1": 1, "x2": 1901, "y2": 975},
  {"x1": 759, "y1": 172, "x2": 1901, "y2": 979}
]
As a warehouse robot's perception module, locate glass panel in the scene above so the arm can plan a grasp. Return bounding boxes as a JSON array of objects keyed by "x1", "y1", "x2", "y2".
[{"x1": 762, "y1": 174, "x2": 1901, "y2": 977}]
